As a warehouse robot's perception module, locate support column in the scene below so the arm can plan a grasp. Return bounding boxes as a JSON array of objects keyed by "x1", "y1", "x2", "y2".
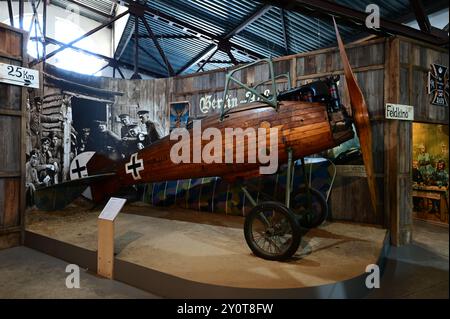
[{"x1": 384, "y1": 37, "x2": 413, "y2": 246}]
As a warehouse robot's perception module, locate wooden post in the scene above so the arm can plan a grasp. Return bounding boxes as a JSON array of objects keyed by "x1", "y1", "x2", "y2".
[
  {"x1": 97, "y1": 219, "x2": 115, "y2": 279},
  {"x1": 61, "y1": 96, "x2": 72, "y2": 182},
  {"x1": 97, "y1": 197, "x2": 126, "y2": 279},
  {"x1": 384, "y1": 37, "x2": 413, "y2": 246}
]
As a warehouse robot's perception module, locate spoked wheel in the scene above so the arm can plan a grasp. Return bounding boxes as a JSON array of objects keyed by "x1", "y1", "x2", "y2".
[
  {"x1": 244, "y1": 201, "x2": 301, "y2": 261},
  {"x1": 291, "y1": 187, "x2": 328, "y2": 228}
]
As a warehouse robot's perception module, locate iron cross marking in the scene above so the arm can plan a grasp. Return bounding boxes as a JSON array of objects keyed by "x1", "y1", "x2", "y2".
[
  {"x1": 428, "y1": 63, "x2": 449, "y2": 106},
  {"x1": 71, "y1": 160, "x2": 87, "y2": 179},
  {"x1": 126, "y1": 153, "x2": 144, "y2": 180}
]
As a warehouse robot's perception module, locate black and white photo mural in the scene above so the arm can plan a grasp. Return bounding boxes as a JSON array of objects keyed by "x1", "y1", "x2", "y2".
[{"x1": 24, "y1": 65, "x2": 167, "y2": 206}]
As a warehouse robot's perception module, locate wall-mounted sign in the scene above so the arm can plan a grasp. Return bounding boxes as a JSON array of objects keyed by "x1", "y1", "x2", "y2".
[
  {"x1": 198, "y1": 89, "x2": 271, "y2": 114},
  {"x1": 385, "y1": 103, "x2": 414, "y2": 121},
  {"x1": 0, "y1": 63, "x2": 39, "y2": 88},
  {"x1": 428, "y1": 63, "x2": 449, "y2": 107}
]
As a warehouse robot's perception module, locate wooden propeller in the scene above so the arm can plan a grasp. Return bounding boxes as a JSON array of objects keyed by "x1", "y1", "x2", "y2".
[{"x1": 333, "y1": 18, "x2": 378, "y2": 214}]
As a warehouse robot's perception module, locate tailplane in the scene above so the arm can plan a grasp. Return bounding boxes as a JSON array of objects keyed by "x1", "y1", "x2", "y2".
[{"x1": 34, "y1": 152, "x2": 120, "y2": 211}]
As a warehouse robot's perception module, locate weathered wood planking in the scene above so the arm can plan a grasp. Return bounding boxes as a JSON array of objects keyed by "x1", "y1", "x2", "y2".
[
  {"x1": 0, "y1": 58, "x2": 22, "y2": 111},
  {"x1": 399, "y1": 38, "x2": 449, "y2": 124},
  {"x1": 0, "y1": 23, "x2": 27, "y2": 248},
  {"x1": 0, "y1": 116, "x2": 21, "y2": 172}
]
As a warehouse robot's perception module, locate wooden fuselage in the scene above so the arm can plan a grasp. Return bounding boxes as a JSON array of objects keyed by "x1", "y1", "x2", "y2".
[{"x1": 99, "y1": 100, "x2": 353, "y2": 188}]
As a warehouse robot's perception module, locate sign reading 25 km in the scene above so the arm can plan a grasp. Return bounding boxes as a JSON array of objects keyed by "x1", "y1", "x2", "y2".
[{"x1": 0, "y1": 63, "x2": 39, "y2": 89}]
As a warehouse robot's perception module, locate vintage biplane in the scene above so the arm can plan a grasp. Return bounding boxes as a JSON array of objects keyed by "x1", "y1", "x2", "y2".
[{"x1": 35, "y1": 21, "x2": 377, "y2": 261}]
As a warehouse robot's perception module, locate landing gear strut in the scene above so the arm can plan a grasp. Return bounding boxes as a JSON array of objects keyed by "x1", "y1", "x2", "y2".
[{"x1": 242, "y1": 149, "x2": 328, "y2": 261}]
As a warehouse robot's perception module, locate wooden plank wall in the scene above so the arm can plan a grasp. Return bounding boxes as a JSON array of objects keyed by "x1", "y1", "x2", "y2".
[
  {"x1": 0, "y1": 23, "x2": 27, "y2": 249},
  {"x1": 399, "y1": 38, "x2": 449, "y2": 124},
  {"x1": 388, "y1": 38, "x2": 448, "y2": 245}
]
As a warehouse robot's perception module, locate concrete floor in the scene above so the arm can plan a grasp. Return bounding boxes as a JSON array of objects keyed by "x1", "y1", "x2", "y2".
[
  {"x1": 0, "y1": 203, "x2": 447, "y2": 298},
  {"x1": 0, "y1": 246, "x2": 159, "y2": 299},
  {"x1": 368, "y1": 220, "x2": 448, "y2": 299}
]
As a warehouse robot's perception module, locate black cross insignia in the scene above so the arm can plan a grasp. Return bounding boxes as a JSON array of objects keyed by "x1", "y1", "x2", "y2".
[
  {"x1": 125, "y1": 153, "x2": 144, "y2": 180},
  {"x1": 71, "y1": 159, "x2": 87, "y2": 179}
]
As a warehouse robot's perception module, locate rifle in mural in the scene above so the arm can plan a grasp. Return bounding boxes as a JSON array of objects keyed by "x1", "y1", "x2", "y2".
[{"x1": 35, "y1": 21, "x2": 377, "y2": 261}]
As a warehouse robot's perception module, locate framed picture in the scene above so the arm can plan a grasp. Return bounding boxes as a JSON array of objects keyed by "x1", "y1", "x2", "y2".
[{"x1": 169, "y1": 101, "x2": 190, "y2": 131}]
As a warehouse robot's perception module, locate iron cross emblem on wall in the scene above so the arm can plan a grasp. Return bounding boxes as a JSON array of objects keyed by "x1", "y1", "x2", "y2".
[{"x1": 428, "y1": 63, "x2": 449, "y2": 107}]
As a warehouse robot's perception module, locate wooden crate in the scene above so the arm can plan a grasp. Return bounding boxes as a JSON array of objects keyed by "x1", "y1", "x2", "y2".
[{"x1": 0, "y1": 23, "x2": 27, "y2": 249}]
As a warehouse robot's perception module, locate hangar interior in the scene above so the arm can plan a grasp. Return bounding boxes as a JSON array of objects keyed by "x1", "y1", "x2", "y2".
[{"x1": 0, "y1": 0, "x2": 448, "y2": 299}]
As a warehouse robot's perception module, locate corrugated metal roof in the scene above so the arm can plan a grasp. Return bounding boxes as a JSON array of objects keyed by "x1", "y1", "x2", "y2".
[
  {"x1": 51, "y1": 0, "x2": 116, "y2": 23},
  {"x1": 111, "y1": 0, "x2": 446, "y2": 77}
]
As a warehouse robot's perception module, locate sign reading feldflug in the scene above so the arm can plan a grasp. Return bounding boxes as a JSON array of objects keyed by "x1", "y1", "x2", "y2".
[
  {"x1": 385, "y1": 103, "x2": 414, "y2": 121},
  {"x1": 0, "y1": 63, "x2": 39, "y2": 89}
]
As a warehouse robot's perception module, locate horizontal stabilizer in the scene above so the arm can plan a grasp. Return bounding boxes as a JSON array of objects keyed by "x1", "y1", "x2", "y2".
[{"x1": 34, "y1": 173, "x2": 116, "y2": 211}]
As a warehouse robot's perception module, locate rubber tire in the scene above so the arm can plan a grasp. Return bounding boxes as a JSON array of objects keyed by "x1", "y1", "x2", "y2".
[
  {"x1": 244, "y1": 201, "x2": 302, "y2": 261},
  {"x1": 291, "y1": 187, "x2": 328, "y2": 228}
]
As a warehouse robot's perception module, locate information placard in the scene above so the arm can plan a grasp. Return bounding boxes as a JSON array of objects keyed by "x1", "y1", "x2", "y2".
[{"x1": 98, "y1": 197, "x2": 127, "y2": 221}]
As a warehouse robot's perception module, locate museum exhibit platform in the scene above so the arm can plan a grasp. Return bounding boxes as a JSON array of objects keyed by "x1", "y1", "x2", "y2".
[{"x1": 24, "y1": 201, "x2": 389, "y2": 298}]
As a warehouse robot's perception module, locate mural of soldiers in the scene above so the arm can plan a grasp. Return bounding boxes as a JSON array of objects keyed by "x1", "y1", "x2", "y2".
[
  {"x1": 137, "y1": 110, "x2": 161, "y2": 145},
  {"x1": 119, "y1": 114, "x2": 133, "y2": 138},
  {"x1": 90, "y1": 120, "x2": 121, "y2": 160},
  {"x1": 78, "y1": 128, "x2": 91, "y2": 153},
  {"x1": 36, "y1": 137, "x2": 58, "y2": 186},
  {"x1": 25, "y1": 150, "x2": 44, "y2": 205},
  {"x1": 50, "y1": 133, "x2": 64, "y2": 182},
  {"x1": 121, "y1": 124, "x2": 146, "y2": 154},
  {"x1": 29, "y1": 97, "x2": 63, "y2": 150}
]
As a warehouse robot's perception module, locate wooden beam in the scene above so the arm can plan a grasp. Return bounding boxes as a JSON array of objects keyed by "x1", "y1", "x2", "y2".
[
  {"x1": 140, "y1": 16, "x2": 175, "y2": 76},
  {"x1": 30, "y1": 10, "x2": 130, "y2": 66},
  {"x1": 97, "y1": 219, "x2": 114, "y2": 279},
  {"x1": 114, "y1": 15, "x2": 134, "y2": 61},
  {"x1": 19, "y1": 0, "x2": 24, "y2": 29},
  {"x1": 226, "y1": 50, "x2": 239, "y2": 65},
  {"x1": 196, "y1": 47, "x2": 219, "y2": 72},
  {"x1": 178, "y1": 44, "x2": 217, "y2": 75},
  {"x1": 117, "y1": 0, "x2": 265, "y2": 73},
  {"x1": 264, "y1": 0, "x2": 449, "y2": 45},
  {"x1": 116, "y1": 65, "x2": 125, "y2": 79},
  {"x1": 94, "y1": 62, "x2": 110, "y2": 75},
  {"x1": 176, "y1": 5, "x2": 271, "y2": 74},
  {"x1": 132, "y1": 15, "x2": 140, "y2": 79},
  {"x1": 43, "y1": 0, "x2": 48, "y2": 63},
  {"x1": 280, "y1": 8, "x2": 289, "y2": 55},
  {"x1": 224, "y1": 4, "x2": 272, "y2": 38},
  {"x1": 7, "y1": 0, "x2": 14, "y2": 28},
  {"x1": 409, "y1": 0, "x2": 432, "y2": 33}
]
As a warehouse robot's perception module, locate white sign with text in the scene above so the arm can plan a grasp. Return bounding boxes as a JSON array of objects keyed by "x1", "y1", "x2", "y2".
[
  {"x1": 0, "y1": 63, "x2": 39, "y2": 89},
  {"x1": 98, "y1": 197, "x2": 127, "y2": 221},
  {"x1": 385, "y1": 103, "x2": 414, "y2": 121}
]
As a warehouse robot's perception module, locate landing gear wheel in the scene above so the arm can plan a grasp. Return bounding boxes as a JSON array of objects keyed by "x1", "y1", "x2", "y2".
[
  {"x1": 244, "y1": 201, "x2": 301, "y2": 261},
  {"x1": 291, "y1": 187, "x2": 328, "y2": 228}
]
